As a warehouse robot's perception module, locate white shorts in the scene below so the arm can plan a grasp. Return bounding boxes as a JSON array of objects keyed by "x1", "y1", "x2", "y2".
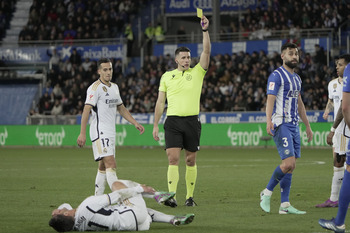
[
  {"x1": 92, "y1": 136, "x2": 115, "y2": 161},
  {"x1": 333, "y1": 131, "x2": 349, "y2": 155}
]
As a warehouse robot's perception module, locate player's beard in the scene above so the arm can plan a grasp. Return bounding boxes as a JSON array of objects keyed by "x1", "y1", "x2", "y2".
[{"x1": 285, "y1": 60, "x2": 298, "y2": 69}]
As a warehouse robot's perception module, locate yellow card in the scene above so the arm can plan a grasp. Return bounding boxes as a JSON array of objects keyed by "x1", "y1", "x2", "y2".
[{"x1": 197, "y1": 8, "x2": 203, "y2": 18}]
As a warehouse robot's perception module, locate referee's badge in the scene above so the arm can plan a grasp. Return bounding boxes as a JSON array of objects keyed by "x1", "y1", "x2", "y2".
[{"x1": 186, "y1": 74, "x2": 192, "y2": 81}]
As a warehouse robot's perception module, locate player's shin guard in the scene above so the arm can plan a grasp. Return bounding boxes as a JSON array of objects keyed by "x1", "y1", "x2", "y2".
[
  {"x1": 95, "y1": 170, "x2": 106, "y2": 196},
  {"x1": 280, "y1": 173, "x2": 292, "y2": 203},
  {"x1": 106, "y1": 168, "x2": 118, "y2": 191},
  {"x1": 331, "y1": 166, "x2": 345, "y2": 201},
  {"x1": 185, "y1": 165, "x2": 197, "y2": 199},
  {"x1": 266, "y1": 165, "x2": 285, "y2": 191},
  {"x1": 168, "y1": 165, "x2": 179, "y2": 195}
]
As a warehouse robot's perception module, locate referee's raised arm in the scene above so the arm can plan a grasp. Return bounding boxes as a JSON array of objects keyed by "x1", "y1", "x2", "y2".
[{"x1": 199, "y1": 15, "x2": 211, "y2": 70}]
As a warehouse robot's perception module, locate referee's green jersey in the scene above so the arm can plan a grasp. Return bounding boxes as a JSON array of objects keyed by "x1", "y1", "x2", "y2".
[{"x1": 159, "y1": 63, "x2": 206, "y2": 116}]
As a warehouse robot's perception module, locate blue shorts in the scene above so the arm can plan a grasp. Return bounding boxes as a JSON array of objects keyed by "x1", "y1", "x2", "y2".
[
  {"x1": 272, "y1": 123, "x2": 301, "y2": 160},
  {"x1": 346, "y1": 141, "x2": 350, "y2": 166}
]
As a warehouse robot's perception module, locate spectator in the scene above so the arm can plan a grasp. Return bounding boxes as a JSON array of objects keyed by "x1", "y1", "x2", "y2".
[
  {"x1": 69, "y1": 48, "x2": 82, "y2": 66},
  {"x1": 177, "y1": 25, "x2": 186, "y2": 43},
  {"x1": 51, "y1": 99, "x2": 63, "y2": 115},
  {"x1": 154, "y1": 22, "x2": 165, "y2": 43},
  {"x1": 125, "y1": 23, "x2": 134, "y2": 57}
]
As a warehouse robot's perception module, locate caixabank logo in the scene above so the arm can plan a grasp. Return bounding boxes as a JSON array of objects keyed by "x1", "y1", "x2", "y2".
[
  {"x1": 35, "y1": 127, "x2": 65, "y2": 146},
  {"x1": 0, "y1": 127, "x2": 8, "y2": 146}
]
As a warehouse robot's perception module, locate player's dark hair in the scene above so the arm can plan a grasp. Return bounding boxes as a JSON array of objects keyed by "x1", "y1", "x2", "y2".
[
  {"x1": 97, "y1": 58, "x2": 111, "y2": 68},
  {"x1": 175, "y1": 47, "x2": 191, "y2": 57},
  {"x1": 49, "y1": 215, "x2": 74, "y2": 232},
  {"x1": 281, "y1": 42, "x2": 298, "y2": 52},
  {"x1": 339, "y1": 54, "x2": 350, "y2": 64}
]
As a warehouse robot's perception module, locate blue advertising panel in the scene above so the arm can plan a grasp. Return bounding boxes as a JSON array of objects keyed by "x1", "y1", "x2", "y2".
[
  {"x1": 0, "y1": 44, "x2": 124, "y2": 64},
  {"x1": 165, "y1": 0, "x2": 257, "y2": 14},
  {"x1": 154, "y1": 38, "x2": 329, "y2": 57}
]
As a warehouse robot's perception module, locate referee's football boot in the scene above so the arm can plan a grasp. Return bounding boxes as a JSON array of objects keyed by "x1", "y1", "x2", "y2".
[
  {"x1": 164, "y1": 197, "x2": 178, "y2": 208},
  {"x1": 185, "y1": 197, "x2": 197, "y2": 206},
  {"x1": 171, "y1": 214, "x2": 195, "y2": 226},
  {"x1": 154, "y1": 191, "x2": 176, "y2": 204}
]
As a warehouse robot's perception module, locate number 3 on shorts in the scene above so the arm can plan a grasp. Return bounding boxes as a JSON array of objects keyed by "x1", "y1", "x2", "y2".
[{"x1": 282, "y1": 137, "x2": 288, "y2": 147}]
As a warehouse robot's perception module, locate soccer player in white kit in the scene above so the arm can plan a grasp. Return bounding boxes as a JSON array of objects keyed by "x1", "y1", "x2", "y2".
[
  {"x1": 77, "y1": 58, "x2": 145, "y2": 196},
  {"x1": 316, "y1": 55, "x2": 350, "y2": 208},
  {"x1": 49, "y1": 180, "x2": 195, "y2": 232}
]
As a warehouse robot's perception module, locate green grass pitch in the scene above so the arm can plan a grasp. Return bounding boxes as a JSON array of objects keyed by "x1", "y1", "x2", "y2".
[{"x1": 0, "y1": 147, "x2": 342, "y2": 233}]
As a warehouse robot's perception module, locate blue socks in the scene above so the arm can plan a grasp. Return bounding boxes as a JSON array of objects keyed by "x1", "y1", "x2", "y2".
[
  {"x1": 335, "y1": 170, "x2": 350, "y2": 226},
  {"x1": 280, "y1": 173, "x2": 292, "y2": 203},
  {"x1": 266, "y1": 165, "x2": 286, "y2": 191}
]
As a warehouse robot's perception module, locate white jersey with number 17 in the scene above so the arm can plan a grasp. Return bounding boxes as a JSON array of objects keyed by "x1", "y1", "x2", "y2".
[{"x1": 85, "y1": 79, "x2": 123, "y2": 142}]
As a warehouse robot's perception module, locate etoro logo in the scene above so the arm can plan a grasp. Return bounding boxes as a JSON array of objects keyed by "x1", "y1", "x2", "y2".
[
  {"x1": 116, "y1": 127, "x2": 127, "y2": 146},
  {"x1": 227, "y1": 125, "x2": 263, "y2": 146},
  {"x1": 35, "y1": 127, "x2": 65, "y2": 146},
  {"x1": 0, "y1": 127, "x2": 8, "y2": 145}
]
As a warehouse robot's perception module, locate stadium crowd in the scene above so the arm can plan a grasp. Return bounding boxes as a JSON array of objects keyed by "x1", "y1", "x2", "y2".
[
  {"x1": 31, "y1": 45, "x2": 332, "y2": 116},
  {"x1": 23, "y1": 0, "x2": 349, "y2": 115}
]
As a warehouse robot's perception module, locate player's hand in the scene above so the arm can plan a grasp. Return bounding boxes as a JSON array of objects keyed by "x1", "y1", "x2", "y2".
[
  {"x1": 326, "y1": 131, "x2": 334, "y2": 146},
  {"x1": 266, "y1": 121, "x2": 274, "y2": 136},
  {"x1": 201, "y1": 16, "x2": 209, "y2": 30},
  {"x1": 323, "y1": 111, "x2": 329, "y2": 120},
  {"x1": 153, "y1": 125, "x2": 159, "y2": 141},
  {"x1": 135, "y1": 123, "x2": 145, "y2": 135},
  {"x1": 77, "y1": 134, "x2": 86, "y2": 147},
  {"x1": 306, "y1": 127, "x2": 313, "y2": 143}
]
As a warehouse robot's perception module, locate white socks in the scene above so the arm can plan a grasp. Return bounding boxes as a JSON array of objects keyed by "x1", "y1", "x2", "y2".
[
  {"x1": 147, "y1": 208, "x2": 173, "y2": 223},
  {"x1": 330, "y1": 166, "x2": 345, "y2": 201},
  {"x1": 106, "y1": 168, "x2": 118, "y2": 190},
  {"x1": 95, "y1": 170, "x2": 106, "y2": 196}
]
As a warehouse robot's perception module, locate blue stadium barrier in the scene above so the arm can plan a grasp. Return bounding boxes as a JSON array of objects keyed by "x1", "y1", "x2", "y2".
[{"x1": 0, "y1": 84, "x2": 39, "y2": 125}]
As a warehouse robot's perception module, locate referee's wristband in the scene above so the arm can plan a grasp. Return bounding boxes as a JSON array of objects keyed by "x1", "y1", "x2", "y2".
[{"x1": 330, "y1": 127, "x2": 336, "y2": 132}]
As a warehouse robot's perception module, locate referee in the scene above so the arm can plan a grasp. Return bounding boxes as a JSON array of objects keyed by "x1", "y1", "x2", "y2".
[{"x1": 153, "y1": 15, "x2": 211, "y2": 207}]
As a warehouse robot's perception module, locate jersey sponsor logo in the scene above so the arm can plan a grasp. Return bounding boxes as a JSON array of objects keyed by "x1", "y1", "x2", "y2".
[
  {"x1": 106, "y1": 99, "x2": 119, "y2": 108},
  {"x1": 287, "y1": 90, "x2": 299, "y2": 98},
  {"x1": 269, "y1": 82, "x2": 275, "y2": 90}
]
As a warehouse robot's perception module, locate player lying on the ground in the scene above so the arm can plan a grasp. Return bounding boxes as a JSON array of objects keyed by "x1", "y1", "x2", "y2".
[{"x1": 49, "y1": 180, "x2": 194, "y2": 232}]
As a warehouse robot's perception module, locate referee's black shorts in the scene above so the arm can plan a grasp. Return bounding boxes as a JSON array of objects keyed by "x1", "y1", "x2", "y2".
[{"x1": 164, "y1": 115, "x2": 201, "y2": 152}]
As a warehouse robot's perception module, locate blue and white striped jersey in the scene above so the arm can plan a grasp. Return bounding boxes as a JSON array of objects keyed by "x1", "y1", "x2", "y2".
[
  {"x1": 343, "y1": 64, "x2": 350, "y2": 93},
  {"x1": 266, "y1": 66, "x2": 302, "y2": 127}
]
